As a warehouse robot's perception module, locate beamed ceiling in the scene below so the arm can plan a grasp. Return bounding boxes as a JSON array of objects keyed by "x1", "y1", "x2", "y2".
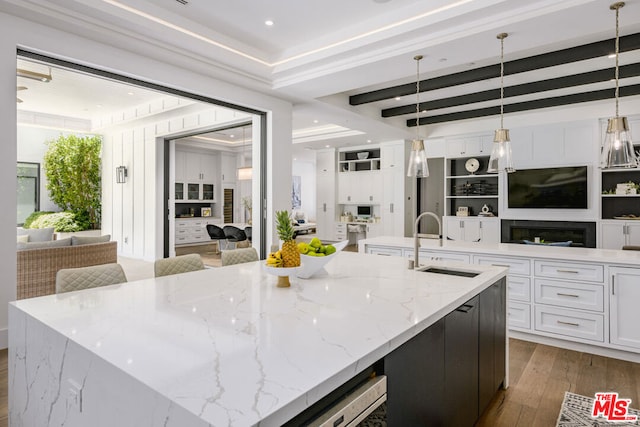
[{"x1": 350, "y1": 32, "x2": 640, "y2": 128}]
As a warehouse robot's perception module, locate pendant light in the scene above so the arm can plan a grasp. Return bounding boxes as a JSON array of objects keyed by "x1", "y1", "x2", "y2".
[
  {"x1": 487, "y1": 33, "x2": 515, "y2": 174},
  {"x1": 237, "y1": 125, "x2": 252, "y2": 180},
  {"x1": 407, "y1": 55, "x2": 429, "y2": 178},
  {"x1": 600, "y1": 2, "x2": 638, "y2": 169}
]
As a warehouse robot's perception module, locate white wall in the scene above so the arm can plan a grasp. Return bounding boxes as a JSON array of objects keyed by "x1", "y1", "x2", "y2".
[
  {"x1": 292, "y1": 160, "x2": 317, "y2": 221},
  {"x1": 0, "y1": 10, "x2": 293, "y2": 349}
]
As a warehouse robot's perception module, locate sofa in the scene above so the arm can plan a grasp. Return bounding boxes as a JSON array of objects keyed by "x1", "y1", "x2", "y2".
[
  {"x1": 16, "y1": 230, "x2": 117, "y2": 299},
  {"x1": 291, "y1": 210, "x2": 316, "y2": 237}
]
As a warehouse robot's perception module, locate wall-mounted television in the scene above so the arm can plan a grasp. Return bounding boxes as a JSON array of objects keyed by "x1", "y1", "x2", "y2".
[{"x1": 507, "y1": 166, "x2": 588, "y2": 209}]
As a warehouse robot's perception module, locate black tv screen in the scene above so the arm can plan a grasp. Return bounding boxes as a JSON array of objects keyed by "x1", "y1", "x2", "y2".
[{"x1": 507, "y1": 166, "x2": 588, "y2": 209}]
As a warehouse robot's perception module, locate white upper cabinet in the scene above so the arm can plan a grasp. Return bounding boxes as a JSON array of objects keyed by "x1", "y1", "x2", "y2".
[
  {"x1": 221, "y1": 152, "x2": 237, "y2": 183},
  {"x1": 381, "y1": 142, "x2": 404, "y2": 169},
  {"x1": 175, "y1": 150, "x2": 186, "y2": 183},
  {"x1": 445, "y1": 135, "x2": 492, "y2": 158}
]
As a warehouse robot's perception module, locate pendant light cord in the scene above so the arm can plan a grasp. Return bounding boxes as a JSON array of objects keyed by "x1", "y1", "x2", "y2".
[
  {"x1": 499, "y1": 34, "x2": 505, "y2": 130},
  {"x1": 615, "y1": 4, "x2": 620, "y2": 118},
  {"x1": 414, "y1": 55, "x2": 422, "y2": 140}
]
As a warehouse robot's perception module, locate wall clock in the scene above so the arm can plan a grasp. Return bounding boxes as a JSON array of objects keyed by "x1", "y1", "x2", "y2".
[{"x1": 465, "y1": 158, "x2": 480, "y2": 174}]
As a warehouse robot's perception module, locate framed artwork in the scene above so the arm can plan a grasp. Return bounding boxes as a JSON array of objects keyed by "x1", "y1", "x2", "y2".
[
  {"x1": 201, "y1": 207, "x2": 212, "y2": 217},
  {"x1": 292, "y1": 175, "x2": 301, "y2": 209}
]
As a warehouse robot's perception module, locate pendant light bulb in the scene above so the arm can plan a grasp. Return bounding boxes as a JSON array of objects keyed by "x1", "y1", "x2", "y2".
[
  {"x1": 487, "y1": 33, "x2": 515, "y2": 174},
  {"x1": 600, "y1": 2, "x2": 638, "y2": 169},
  {"x1": 407, "y1": 55, "x2": 429, "y2": 178}
]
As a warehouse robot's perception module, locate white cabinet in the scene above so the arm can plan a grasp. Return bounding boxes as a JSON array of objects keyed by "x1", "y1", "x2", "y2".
[
  {"x1": 175, "y1": 217, "x2": 220, "y2": 245},
  {"x1": 177, "y1": 150, "x2": 217, "y2": 201},
  {"x1": 220, "y1": 152, "x2": 237, "y2": 183},
  {"x1": 382, "y1": 168, "x2": 405, "y2": 237},
  {"x1": 600, "y1": 221, "x2": 640, "y2": 249},
  {"x1": 381, "y1": 142, "x2": 404, "y2": 169},
  {"x1": 610, "y1": 267, "x2": 640, "y2": 350},
  {"x1": 365, "y1": 223, "x2": 383, "y2": 239},
  {"x1": 445, "y1": 135, "x2": 491, "y2": 158},
  {"x1": 316, "y1": 149, "x2": 336, "y2": 241},
  {"x1": 444, "y1": 217, "x2": 499, "y2": 244},
  {"x1": 338, "y1": 171, "x2": 382, "y2": 204},
  {"x1": 335, "y1": 223, "x2": 346, "y2": 241}
]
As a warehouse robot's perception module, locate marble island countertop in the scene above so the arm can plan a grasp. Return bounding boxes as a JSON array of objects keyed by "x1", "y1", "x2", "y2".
[
  {"x1": 359, "y1": 236, "x2": 640, "y2": 265},
  {"x1": 10, "y1": 252, "x2": 506, "y2": 427}
]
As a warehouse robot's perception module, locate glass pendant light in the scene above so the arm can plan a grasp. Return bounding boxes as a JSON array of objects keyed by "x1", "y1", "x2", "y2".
[
  {"x1": 487, "y1": 33, "x2": 515, "y2": 174},
  {"x1": 407, "y1": 55, "x2": 429, "y2": 178},
  {"x1": 600, "y1": 2, "x2": 637, "y2": 169}
]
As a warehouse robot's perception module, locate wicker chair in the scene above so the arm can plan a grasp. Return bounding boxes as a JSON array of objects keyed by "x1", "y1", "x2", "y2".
[
  {"x1": 221, "y1": 248, "x2": 259, "y2": 266},
  {"x1": 56, "y1": 263, "x2": 128, "y2": 294},
  {"x1": 154, "y1": 254, "x2": 205, "y2": 277}
]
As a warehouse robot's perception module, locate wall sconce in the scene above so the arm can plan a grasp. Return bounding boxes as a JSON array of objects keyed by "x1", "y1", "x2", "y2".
[{"x1": 116, "y1": 166, "x2": 128, "y2": 184}]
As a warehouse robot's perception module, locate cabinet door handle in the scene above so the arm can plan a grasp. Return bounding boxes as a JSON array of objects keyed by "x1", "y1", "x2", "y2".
[
  {"x1": 390, "y1": 203, "x2": 394, "y2": 213},
  {"x1": 455, "y1": 304, "x2": 474, "y2": 313},
  {"x1": 612, "y1": 275, "x2": 615, "y2": 295},
  {"x1": 557, "y1": 320, "x2": 580, "y2": 327},
  {"x1": 348, "y1": 196, "x2": 351, "y2": 201},
  {"x1": 369, "y1": 196, "x2": 373, "y2": 201},
  {"x1": 556, "y1": 269, "x2": 579, "y2": 274},
  {"x1": 460, "y1": 221, "x2": 464, "y2": 228},
  {"x1": 557, "y1": 293, "x2": 579, "y2": 298},
  {"x1": 323, "y1": 203, "x2": 326, "y2": 212}
]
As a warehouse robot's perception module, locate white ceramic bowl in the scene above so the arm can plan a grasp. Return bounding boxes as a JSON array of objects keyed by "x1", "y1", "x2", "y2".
[
  {"x1": 357, "y1": 152, "x2": 369, "y2": 160},
  {"x1": 296, "y1": 240, "x2": 349, "y2": 279}
]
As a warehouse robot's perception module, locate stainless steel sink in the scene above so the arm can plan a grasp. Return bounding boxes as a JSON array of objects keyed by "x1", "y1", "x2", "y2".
[{"x1": 417, "y1": 267, "x2": 479, "y2": 278}]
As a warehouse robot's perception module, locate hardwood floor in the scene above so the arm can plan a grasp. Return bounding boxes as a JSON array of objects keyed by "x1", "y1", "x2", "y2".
[
  {"x1": 0, "y1": 340, "x2": 637, "y2": 426},
  {"x1": 477, "y1": 338, "x2": 640, "y2": 426}
]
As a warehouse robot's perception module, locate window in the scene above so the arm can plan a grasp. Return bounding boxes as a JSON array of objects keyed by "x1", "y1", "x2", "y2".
[{"x1": 17, "y1": 162, "x2": 39, "y2": 226}]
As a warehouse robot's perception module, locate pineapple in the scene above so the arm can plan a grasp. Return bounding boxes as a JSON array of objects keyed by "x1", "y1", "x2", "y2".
[{"x1": 276, "y1": 210, "x2": 300, "y2": 268}]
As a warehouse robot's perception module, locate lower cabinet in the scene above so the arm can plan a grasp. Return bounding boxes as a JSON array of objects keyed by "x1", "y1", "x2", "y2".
[
  {"x1": 610, "y1": 267, "x2": 640, "y2": 350},
  {"x1": 385, "y1": 279, "x2": 506, "y2": 426}
]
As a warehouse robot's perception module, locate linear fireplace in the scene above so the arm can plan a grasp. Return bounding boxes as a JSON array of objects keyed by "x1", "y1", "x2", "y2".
[{"x1": 501, "y1": 220, "x2": 596, "y2": 248}]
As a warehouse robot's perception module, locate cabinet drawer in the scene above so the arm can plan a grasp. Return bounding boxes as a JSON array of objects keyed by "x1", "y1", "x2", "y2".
[
  {"x1": 175, "y1": 228, "x2": 190, "y2": 236},
  {"x1": 368, "y1": 247, "x2": 403, "y2": 257},
  {"x1": 175, "y1": 220, "x2": 190, "y2": 228},
  {"x1": 336, "y1": 223, "x2": 347, "y2": 231},
  {"x1": 507, "y1": 276, "x2": 531, "y2": 302},
  {"x1": 175, "y1": 235, "x2": 189, "y2": 244},
  {"x1": 508, "y1": 302, "x2": 531, "y2": 330},
  {"x1": 411, "y1": 250, "x2": 470, "y2": 264},
  {"x1": 534, "y1": 260, "x2": 604, "y2": 283},
  {"x1": 534, "y1": 279, "x2": 604, "y2": 312},
  {"x1": 474, "y1": 255, "x2": 531, "y2": 275},
  {"x1": 534, "y1": 306, "x2": 604, "y2": 342}
]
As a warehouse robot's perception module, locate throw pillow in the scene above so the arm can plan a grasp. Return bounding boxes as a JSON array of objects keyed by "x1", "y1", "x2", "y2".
[
  {"x1": 17, "y1": 227, "x2": 55, "y2": 242},
  {"x1": 17, "y1": 238, "x2": 72, "y2": 250},
  {"x1": 71, "y1": 234, "x2": 111, "y2": 246},
  {"x1": 17, "y1": 234, "x2": 29, "y2": 243}
]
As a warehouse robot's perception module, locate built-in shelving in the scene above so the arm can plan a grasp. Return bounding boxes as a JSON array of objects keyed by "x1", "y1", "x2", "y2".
[
  {"x1": 445, "y1": 156, "x2": 499, "y2": 217},
  {"x1": 600, "y1": 164, "x2": 640, "y2": 219},
  {"x1": 338, "y1": 148, "x2": 381, "y2": 172}
]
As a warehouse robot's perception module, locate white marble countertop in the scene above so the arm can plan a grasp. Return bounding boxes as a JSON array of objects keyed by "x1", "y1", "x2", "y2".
[
  {"x1": 359, "y1": 236, "x2": 640, "y2": 265},
  {"x1": 10, "y1": 252, "x2": 506, "y2": 427}
]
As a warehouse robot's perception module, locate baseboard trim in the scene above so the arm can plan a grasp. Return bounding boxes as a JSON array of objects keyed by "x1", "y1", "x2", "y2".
[{"x1": 509, "y1": 330, "x2": 640, "y2": 363}]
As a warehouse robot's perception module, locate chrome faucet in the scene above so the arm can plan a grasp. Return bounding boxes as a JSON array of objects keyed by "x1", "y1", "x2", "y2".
[{"x1": 412, "y1": 211, "x2": 442, "y2": 269}]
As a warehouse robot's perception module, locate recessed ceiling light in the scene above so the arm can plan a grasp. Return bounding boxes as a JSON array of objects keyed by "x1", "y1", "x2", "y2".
[
  {"x1": 608, "y1": 53, "x2": 616, "y2": 58},
  {"x1": 265, "y1": 20, "x2": 274, "y2": 26},
  {"x1": 293, "y1": 157, "x2": 297, "y2": 161},
  {"x1": 373, "y1": 0, "x2": 391, "y2": 3},
  {"x1": 127, "y1": 91, "x2": 134, "y2": 95},
  {"x1": 313, "y1": 119, "x2": 319, "y2": 123},
  {"x1": 395, "y1": 96, "x2": 401, "y2": 101},
  {"x1": 325, "y1": 145, "x2": 330, "y2": 148}
]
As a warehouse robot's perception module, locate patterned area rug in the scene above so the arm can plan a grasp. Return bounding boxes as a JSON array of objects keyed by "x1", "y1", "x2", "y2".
[
  {"x1": 557, "y1": 392, "x2": 640, "y2": 426},
  {"x1": 357, "y1": 402, "x2": 386, "y2": 427}
]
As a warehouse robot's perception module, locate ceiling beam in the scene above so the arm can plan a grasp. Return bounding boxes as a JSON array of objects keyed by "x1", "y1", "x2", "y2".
[
  {"x1": 407, "y1": 84, "x2": 640, "y2": 126},
  {"x1": 383, "y1": 63, "x2": 640, "y2": 117},
  {"x1": 350, "y1": 33, "x2": 640, "y2": 106}
]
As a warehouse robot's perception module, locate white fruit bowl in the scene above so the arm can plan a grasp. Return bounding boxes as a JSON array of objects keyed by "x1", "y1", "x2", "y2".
[
  {"x1": 357, "y1": 152, "x2": 369, "y2": 160},
  {"x1": 296, "y1": 240, "x2": 349, "y2": 279}
]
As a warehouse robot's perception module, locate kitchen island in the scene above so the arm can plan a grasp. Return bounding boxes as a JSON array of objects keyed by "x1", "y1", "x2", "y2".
[
  {"x1": 9, "y1": 252, "x2": 507, "y2": 427},
  {"x1": 359, "y1": 236, "x2": 640, "y2": 362}
]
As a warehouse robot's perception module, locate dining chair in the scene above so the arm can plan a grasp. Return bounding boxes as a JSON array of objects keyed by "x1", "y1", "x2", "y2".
[
  {"x1": 244, "y1": 226, "x2": 252, "y2": 243},
  {"x1": 221, "y1": 247, "x2": 259, "y2": 266},
  {"x1": 223, "y1": 225, "x2": 247, "y2": 250},
  {"x1": 206, "y1": 224, "x2": 228, "y2": 252},
  {"x1": 56, "y1": 263, "x2": 128, "y2": 294},
  {"x1": 154, "y1": 253, "x2": 205, "y2": 277}
]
